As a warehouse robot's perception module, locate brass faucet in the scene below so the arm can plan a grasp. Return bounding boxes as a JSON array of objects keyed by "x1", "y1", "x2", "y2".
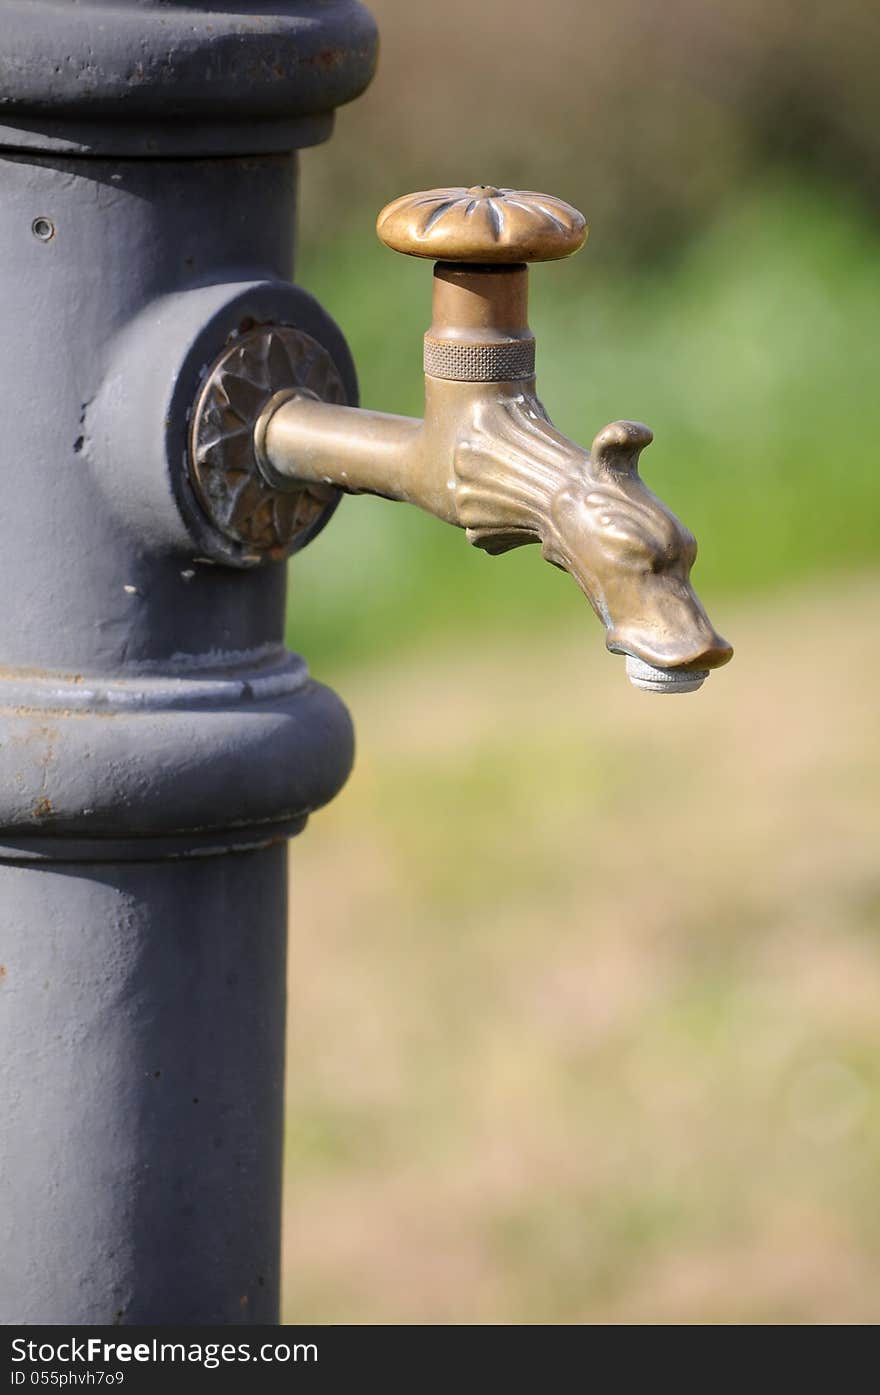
[{"x1": 191, "y1": 186, "x2": 732, "y2": 691}]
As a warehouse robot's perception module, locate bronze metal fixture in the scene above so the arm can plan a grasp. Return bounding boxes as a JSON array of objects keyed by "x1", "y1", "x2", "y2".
[
  {"x1": 189, "y1": 325, "x2": 346, "y2": 560},
  {"x1": 192, "y1": 186, "x2": 733, "y2": 691}
]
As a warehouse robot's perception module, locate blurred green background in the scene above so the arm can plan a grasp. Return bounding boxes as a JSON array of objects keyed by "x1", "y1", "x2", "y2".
[{"x1": 280, "y1": 0, "x2": 880, "y2": 1323}]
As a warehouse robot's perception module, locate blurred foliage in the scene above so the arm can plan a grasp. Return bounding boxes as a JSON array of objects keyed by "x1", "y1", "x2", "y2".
[{"x1": 305, "y1": 0, "x2": 880, "y2": 265}]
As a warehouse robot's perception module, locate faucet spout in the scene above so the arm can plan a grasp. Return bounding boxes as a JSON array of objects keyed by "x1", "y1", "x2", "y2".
[
  {"x1": 446, "y1": 390, "x2": 733, "y2": 684},
  {"x1": 258, "y1": 371, "x2": 732, "y2": 690}
]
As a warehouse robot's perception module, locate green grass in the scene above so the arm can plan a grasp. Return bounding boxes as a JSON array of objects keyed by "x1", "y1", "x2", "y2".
[{"x1": 286, "y1": 178, "x2": 880, "y2": 670}]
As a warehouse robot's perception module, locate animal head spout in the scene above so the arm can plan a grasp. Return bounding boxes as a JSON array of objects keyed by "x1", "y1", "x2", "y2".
[{"x1": 546, "y1": 420, "x2": 732, "y2": 687}]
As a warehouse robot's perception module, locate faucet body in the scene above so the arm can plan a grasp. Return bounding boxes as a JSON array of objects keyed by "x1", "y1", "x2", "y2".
[{"x1": 255, "y1": 251, "x2": 733, "y2": 685}]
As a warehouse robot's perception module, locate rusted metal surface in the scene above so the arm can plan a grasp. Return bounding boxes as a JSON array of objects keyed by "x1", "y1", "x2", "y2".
[
  {"x1": 0, "y1": 1, "x2": 379, "y2": 156},
  {"x1": 0, "y1": 654, "x2": 351, "y2": 853}
]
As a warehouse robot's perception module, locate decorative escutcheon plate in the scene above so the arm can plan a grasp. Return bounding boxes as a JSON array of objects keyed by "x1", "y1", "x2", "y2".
[{"x1": 189, "y1": 325, "x2": 347, "y2": 560}]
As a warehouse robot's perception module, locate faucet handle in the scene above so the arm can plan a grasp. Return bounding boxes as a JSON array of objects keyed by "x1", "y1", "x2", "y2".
[
  {"x1": 376, "y1": 186, "x2": 587, "y2": 264},
  {"x1": 377, "y1": 187, "x2": 587, "y2": 385}
]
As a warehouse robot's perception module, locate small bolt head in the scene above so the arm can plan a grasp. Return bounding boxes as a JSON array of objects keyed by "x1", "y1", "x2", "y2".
[{"x1": 32, "y1": 216, "x2": 55, "y2": 242}]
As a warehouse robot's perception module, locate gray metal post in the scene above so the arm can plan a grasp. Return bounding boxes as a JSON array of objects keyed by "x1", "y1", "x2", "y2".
[{"x1": 0, "y1": 2, "x2": 377, "y2": 1324}]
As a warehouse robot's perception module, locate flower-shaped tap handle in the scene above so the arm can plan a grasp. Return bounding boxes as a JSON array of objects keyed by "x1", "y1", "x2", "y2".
[
  {"x1": 377, "y1": 186, "x2": 587, "y2": 384},
  {"x1": 376, "y1": 185, "x2": 587, "y2": 263}
]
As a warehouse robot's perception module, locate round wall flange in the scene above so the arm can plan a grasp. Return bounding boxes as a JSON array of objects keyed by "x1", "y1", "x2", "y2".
[{"x1": 189, "y1": 325, "x2": 347, "y2": 561}]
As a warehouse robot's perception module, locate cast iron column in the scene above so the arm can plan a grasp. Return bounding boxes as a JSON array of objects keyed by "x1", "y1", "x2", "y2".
[{"x1": 0, "y1": 1, "x2": 377, "y2": 1325}]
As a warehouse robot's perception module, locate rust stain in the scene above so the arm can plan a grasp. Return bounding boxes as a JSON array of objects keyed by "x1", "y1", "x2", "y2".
[
  {"x1": 0, "y1": 966, "x2": 6, "y2": 981},
  {"x1": 303, "y1": 48, "x2": 344, "y2": 69},
  {"x1": 33, "y1": 797, "x2": 53, "y2": 819}
]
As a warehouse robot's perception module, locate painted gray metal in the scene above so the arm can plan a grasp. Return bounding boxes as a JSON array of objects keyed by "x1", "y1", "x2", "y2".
[
  {"x1": 0, "y1": 1, "x2": 379, "y2": 156},
  {"x1": 0, "y1": 847, "x2": 289, "y2": 1324},
  {"x1": 0, "y1": 0, "x2": 375, "y2": 1324}
]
